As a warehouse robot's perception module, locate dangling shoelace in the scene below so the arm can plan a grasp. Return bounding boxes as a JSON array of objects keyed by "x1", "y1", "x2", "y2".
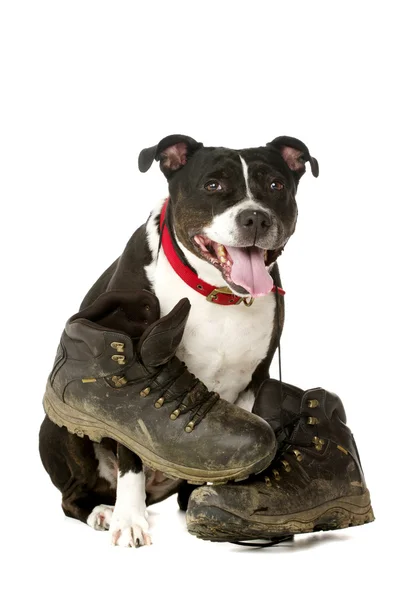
[{"x1": 231, "y1": 535, "x2": 294, "y2": 548}]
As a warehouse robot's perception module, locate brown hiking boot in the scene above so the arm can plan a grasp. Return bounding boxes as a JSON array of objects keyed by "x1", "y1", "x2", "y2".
[
  {"x1": 43, "y1": 291, "x2": 276, "y2": 484},
  {"x1": 186, "y1": 379, "x2": 374, "y2": 540}
]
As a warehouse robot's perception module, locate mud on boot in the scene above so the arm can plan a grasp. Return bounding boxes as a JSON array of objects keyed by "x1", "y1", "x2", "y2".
[
  {"x1": 43, "y1": 290, "x2": 276, "y2": 484},
  {"x1": 186, "y1": 378, "x2": 374, "y2": 540}
]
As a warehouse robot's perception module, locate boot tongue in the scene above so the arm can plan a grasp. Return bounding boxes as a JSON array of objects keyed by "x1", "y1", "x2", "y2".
[
  {"x1": 137, "y1": 298, "x2": 191, "y2": 367},
  {"x1": 79, "y1": 291, "x2": 160, "y2": 338},
  {"x1": 252, "y1": 379, "x2": 303, "y2": 432},
  {"x1": 225, "y1": 246, "x2": 274, "y2": 297}
]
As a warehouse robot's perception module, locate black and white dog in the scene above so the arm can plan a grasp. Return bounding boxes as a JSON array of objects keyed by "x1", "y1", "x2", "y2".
[{"x1": 39, "y1": 134, "x2": 318, "y2": 546}]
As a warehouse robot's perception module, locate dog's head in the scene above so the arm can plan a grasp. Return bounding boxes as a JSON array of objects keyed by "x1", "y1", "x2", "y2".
[{"x1": 139, "y1": 135, "x2": 318, "y2": 297}]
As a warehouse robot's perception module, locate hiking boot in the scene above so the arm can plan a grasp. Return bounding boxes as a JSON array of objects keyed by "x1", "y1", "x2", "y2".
[
  {"x1": 43, "y1": 291, "x2": 276, "y2": 484},
  {"x1": 186, "y1": 378, "x2": 374, "y2": 540}
]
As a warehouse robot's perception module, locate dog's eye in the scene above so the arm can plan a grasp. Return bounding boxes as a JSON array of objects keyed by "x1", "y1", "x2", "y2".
[
  {"x1": 204, "y1": 180, "x2": 222, "y2": 192},
  {"x1": 270, "y1": 180, "x2": 284, "y2": 191}
]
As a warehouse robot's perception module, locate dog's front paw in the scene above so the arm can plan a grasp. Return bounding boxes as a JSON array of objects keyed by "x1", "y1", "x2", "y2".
[
  {"x1": 87, "y1": 504, "x2": 114, "y2": 531},
  {"x1": 109, "y1": 509, "x2": 151, "y2": 548}
]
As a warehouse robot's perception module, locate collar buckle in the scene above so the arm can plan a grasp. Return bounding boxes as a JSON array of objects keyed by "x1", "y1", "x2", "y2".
[
  {"x1": 206, "y1": 286, "x2": 255, "y2": 307},
  {"x1": 206, "y1": 286, "x2": 241, "y2": 304}
]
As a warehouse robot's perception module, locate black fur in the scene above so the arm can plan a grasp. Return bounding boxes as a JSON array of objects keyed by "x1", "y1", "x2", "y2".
[{"x1": 39, "y1": 418, "x2": 117, "y2": 524}]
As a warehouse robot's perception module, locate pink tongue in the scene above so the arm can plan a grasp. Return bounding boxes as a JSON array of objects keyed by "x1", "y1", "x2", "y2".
[{"x1": 225, "y1": 246, "x2": 274, "y2": 297}]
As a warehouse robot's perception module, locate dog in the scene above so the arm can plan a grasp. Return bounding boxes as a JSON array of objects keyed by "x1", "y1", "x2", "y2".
[{"x1": 39, "y1": 134, "x2": 318, "y2": 546}]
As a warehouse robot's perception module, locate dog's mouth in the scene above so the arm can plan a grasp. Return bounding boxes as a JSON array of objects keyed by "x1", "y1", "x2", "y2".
[{"x1": 193, "y1": 235, "x2": 284, "y2": 297}]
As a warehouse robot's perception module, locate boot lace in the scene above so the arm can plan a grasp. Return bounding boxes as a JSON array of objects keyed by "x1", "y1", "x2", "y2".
[
  {"x1": 256, "y1": 290, "x2": 322, "y2": 487},
  {"x1": 123, "y1": 358, "x2": 220, "y2": 433},
  {"x1": 259, "y1": 405, "x2": 325, "y2": 487}
]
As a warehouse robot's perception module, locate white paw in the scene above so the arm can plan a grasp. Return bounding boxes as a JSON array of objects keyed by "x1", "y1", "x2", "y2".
[
  {"x1": 87, "y1": 504, "x2": 114, "y2": 531},
  {"x1": 109, "y1": 509, "x2": 151, "y2": 548}
]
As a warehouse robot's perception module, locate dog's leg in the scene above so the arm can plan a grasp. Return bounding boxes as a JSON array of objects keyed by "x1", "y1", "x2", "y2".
[
  {"x1": 109, "y1": 445, "x2": 151, "y2": 547},
  {"x1": 39, "y1": 417, "x2": 116, "y2": 527},
  {"x1": 177, "y1": 482, "x2": 200, "y2": 511}
]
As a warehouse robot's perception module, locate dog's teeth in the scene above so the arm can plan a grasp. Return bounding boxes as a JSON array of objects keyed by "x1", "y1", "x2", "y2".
[
  {"x1": 220, "y1": 256, "x2": 226, "y2": 264},
  {"x1": 217, "y1": 244, "x2": 226, "y2": 256},
  {"x1": 264, "y1": 250, "x2": 268, "y2": 260}
]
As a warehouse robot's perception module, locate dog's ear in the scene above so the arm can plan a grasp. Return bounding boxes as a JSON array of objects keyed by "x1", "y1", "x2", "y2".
[
  {"x1": 267, "y1": 136, "x2": 319, "y2": 178},
  {"x1": 138, "y1": 134, "x2": 203, "y2": 179}
]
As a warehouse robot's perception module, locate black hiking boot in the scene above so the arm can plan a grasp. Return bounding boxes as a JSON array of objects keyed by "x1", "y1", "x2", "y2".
[
  {"x1": 186, "y1": 378, "x2": 374, "y2": 539},
  {"x1": 43, "y1": 291, "x2": 276, "y2": 484}
]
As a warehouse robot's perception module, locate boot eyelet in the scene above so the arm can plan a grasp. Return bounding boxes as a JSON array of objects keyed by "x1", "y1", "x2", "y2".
[
  {"x1": 111, "y1": 375, "x2": 127, "y2": 388},
  {"x1": 154, "y1": 397, "x2": 164, "y2": 408},
  {"x1": 112, "y1": 354, "x2": 126, "y2": 365},
  {"x1": 281, "y1": 460, "x2": 291, "y2": 472},
  {"x1": 307, "y1": 416, "x2": 319, "y2": 425},
  {"x1": 110, "y1": 342, "x2": 125, "y2": 352},
  {"x1": 307, "y1": 399, "x2": 319, "y2": 408},
  {"x1": 170, "y1": 409, "x2": 180, "y2": 420},
  {"x1": 272, "y1": 469, "x2": 281, "y2": 481},
  {"x1": 264, "y1": 476, "x2": 272, "y2": 487},
  {"x1": 185, "y1": 421, "x2": 195, "y2": 433},
  {"x1": 313, "y1": 436, "x2": 325, "y2": 451},
  {"x1": 293, "y1": 449, "x2": 303, "y2": 461},
  {"x1": 140, "y1": 387, "x2": 151, "y2": 397}
]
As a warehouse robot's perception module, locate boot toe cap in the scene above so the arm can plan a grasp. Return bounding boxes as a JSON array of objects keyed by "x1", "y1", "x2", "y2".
[
  {"x1": 186, "y1": 483, "x2": 258, "y2": 536},
  {"x1": 221, "y1": 411, "x2": 277, "y2": 472}
]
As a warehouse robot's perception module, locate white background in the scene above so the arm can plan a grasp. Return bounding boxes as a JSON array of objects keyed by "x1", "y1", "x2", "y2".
[{"x1": 1, "y1": 1, "x2": 397, "y2": 598}]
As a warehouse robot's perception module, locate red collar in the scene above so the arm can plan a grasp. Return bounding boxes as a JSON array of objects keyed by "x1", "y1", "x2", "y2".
[{"x1": 159, "y1": 199, "x2": 285, "y2": 306}]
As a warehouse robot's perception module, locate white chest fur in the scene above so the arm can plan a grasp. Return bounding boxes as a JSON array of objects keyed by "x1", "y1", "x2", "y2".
[{"x1": 145, "y1": 205, "x2": 276, "y2": 404}]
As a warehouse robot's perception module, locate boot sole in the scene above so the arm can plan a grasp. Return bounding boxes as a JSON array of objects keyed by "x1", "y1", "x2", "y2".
[
  {"x1": 186, "y1": 489, "x2": 375, "y2": 541},
  {"x1": 43, "y1": 383, "x2": 275, "y2": 485}
]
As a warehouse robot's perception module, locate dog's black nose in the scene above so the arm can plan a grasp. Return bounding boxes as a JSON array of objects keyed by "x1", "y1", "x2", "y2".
[{"x1": 237, "y1": 209, "x2": 271, "y2": 230}]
